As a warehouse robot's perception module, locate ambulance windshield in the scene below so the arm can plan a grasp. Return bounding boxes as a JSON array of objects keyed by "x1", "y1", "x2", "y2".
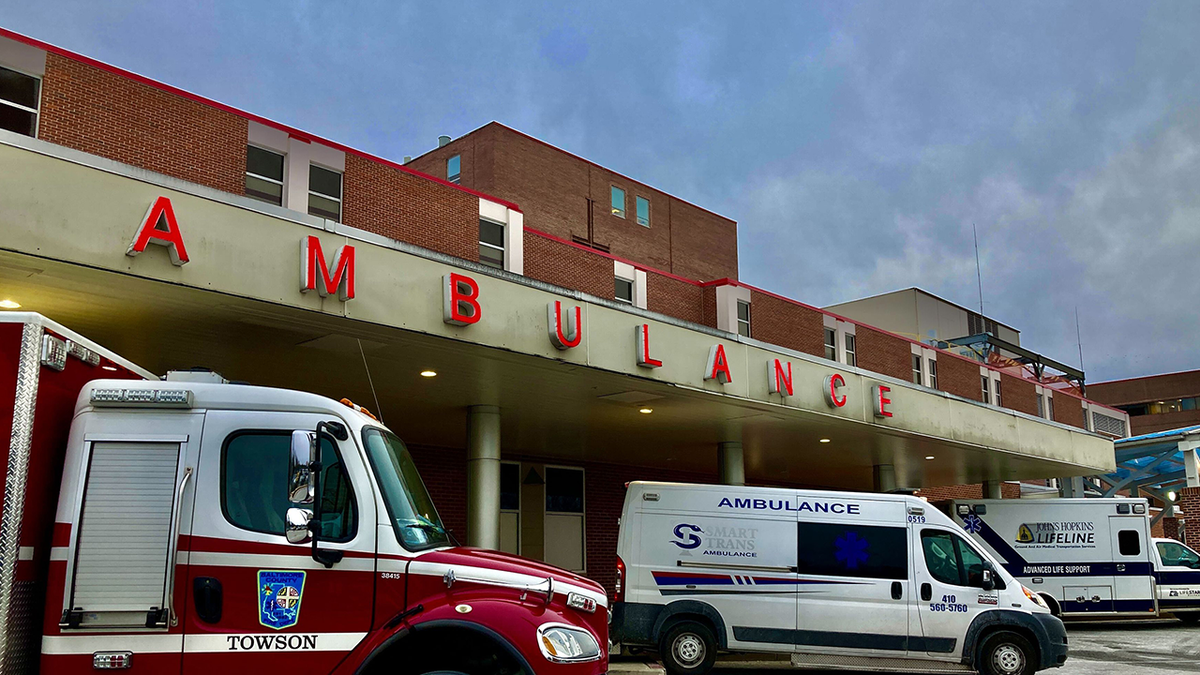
[{"x1": 363, "y1": 428, "x2": 451, "y2": 551}]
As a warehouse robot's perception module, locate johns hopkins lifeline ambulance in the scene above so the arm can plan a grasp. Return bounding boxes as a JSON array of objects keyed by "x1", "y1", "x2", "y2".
[{"x1": 610, "y1": 482, "x2": 1068, "y2": 675}]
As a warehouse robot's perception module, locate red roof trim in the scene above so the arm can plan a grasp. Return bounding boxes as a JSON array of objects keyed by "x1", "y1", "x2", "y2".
[{"x1": 0, "y1": 26, "x2": 522, "y2": 213}]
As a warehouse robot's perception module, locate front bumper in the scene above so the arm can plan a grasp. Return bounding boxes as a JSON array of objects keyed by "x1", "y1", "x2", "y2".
[{"x1": 1033, "y1": 612, "x2": 1069, "y2": 669}]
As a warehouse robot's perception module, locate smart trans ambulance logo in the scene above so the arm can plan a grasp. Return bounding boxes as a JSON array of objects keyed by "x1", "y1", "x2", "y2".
[{"x1": 259, "y1": 570, "x2": 306, "y2": 630}]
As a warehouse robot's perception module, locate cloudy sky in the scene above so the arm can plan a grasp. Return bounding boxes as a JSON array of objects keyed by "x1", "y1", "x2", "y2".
[{"x1": 4, "y1": 1, "x2": 1197, "y2": 382}]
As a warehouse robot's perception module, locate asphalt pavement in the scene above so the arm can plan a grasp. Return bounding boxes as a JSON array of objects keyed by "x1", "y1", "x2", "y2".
[{"x1": 609, "y1": 619, "x2": 1200, "y2": 674}]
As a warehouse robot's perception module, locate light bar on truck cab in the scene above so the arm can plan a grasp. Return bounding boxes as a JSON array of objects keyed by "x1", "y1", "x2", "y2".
[{"x1": 90, "y1": 387, "x2": 193, "y2": 408}]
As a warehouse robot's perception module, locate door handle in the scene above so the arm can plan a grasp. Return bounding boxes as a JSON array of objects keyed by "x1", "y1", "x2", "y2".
[
  {"x1": 193, "y1": 577, "x2": 223, "y2": 623},
  {"x1": 891, "y1": 582, "x2": 903, "y2": 600},
  {"x1": 921, "y1": 583, "x2": 932, "y2": 602}
]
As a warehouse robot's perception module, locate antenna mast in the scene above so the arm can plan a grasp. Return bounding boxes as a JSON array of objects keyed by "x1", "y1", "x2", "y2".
[
  {"x1": 1075, "y1": 306, "x2": 1085, "y2": 371},
  {"x1": 973, "y1": 223, "x2": 984, "y2": 316}
]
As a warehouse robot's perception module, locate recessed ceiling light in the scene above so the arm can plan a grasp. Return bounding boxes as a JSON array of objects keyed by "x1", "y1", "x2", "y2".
[
  {"x1": 819, "y1": 438, "x2": 831, "y2": 443},
  {"x1": 639, "y1": 407, "x2": 653, "y2": 414},
  {"x1": 925, "y1": 456, "x2": 935, "y2": 460},
  {"x1": 0, "y1": 300, "x2": 20, "y2": 309},
  {"x1": 420, "y1": 370, "x2": 437, "y2": 378}
]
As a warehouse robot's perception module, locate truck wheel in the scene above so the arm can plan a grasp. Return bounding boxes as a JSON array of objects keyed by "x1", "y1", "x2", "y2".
[
  {"x1": 1176, "y1": 613, "x2": 1200, "y2": 625},
  {"x1": 659, "y1": 621, "x2": 717, "y2": 675},
  {"x1": 979, "y1": 630, "x2": 1035, "y2": 675}
]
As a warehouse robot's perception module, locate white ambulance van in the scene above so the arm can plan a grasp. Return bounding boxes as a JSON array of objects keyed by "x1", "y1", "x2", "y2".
[
  {"x1": 611, "y1": 481, "x2": 1067, "y2": 675},
  {"x1": 949, "y1": 497, "x2": 1200, "y2": 622}
]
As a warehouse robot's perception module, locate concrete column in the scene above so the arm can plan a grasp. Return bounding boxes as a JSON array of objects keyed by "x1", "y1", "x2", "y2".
[
  {"x1": 1059, "y1": 476, "x2": 1086, "y2": 498},
  {"x1": 982, "y1": 481, "x2": 1002, "y2": 500},
  {"x1": 718, "y1": 442, "x2": 745, "y2": 486},
  {"x1": 1182, "y1": 440, "x2": 1200, "y2": 488},
  {"x1": 466, "y1": 405, "x2": 501, "y2": 549},
  {"x1": 873, "y1": 465, "x2": 896, "y2": 493}
]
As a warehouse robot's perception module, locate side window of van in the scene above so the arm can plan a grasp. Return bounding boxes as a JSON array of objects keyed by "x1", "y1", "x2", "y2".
[
  {"x1": 797, "y1": 522, "x2": 907, "y2": 580},
  {"x1": 1117, "y1": 530, "x2": 1141, "y2": 556},
  {"x1": 222, "y1": 431, "x2": 357, "y2": 542},
  {"x1": 921, "y1": 530, "x2": 992, "y2": 588}
]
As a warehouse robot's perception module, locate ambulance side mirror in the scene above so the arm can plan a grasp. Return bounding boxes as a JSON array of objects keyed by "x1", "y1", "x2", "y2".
[
  {"x1": 289, "y1": 430, "x2": 317, "y2": 504},
  {"x1": 981, "y1": 568, "x2": 996, "y2": 592},
  {"x1": 285, "y1": 507, "x2": 313, "y2": 544}
]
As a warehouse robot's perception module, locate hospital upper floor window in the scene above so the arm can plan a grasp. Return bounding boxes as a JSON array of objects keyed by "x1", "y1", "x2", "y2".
[
  {"x1": 0, "y1": 65, "x2": 39, "y2": 137},
  {"x1": 1121, "y1": 397, "x2": 1200, "y2": 417},
  {"x1": 479, "y1": 219, "x2": 505, "y2": 269},
  {"x1": 636, "y1": 196, "x2": 650, "y2": 227},
  {"x1": 611, "y1": 186, "x2": 626, "y2": 218},
  {"x1": 912, "y1": 355, "x2": 923, "y2": 385},
  {"x1": 843, "y1": 333, "x2": 856, "y2": 367},
  {"x1": 308, "y1": 165, "x2": 343, "y2": 221},
  {"x1": 447, "y1": 155, "x2": 461, "y2": 184},
  {"x1": 981, "y1": 375, "x2": 991, "y2": 404},
  {"x1": 824, "y1": 328, "x2": 837, "y2": 361},
  {"x1": 736, "y1": 300, "x2": 751, "y2": 337},
  {"x1": 928, "y1": 360, "x2": 938, "y2": 389},
  {"x1": 615, "y1": 277, "x2": 634, "y2": 304},
  {"x1": 246, "y1": 145, "x2": 285, "y2": 206}
]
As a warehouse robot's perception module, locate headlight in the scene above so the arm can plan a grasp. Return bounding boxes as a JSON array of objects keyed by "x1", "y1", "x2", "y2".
[
  {"x1": 1022, "y1": 585, "x2": 1048, "y2": 609},
  {"x1": 537, "y1": 623, "x2": 602, "y2": 663}
]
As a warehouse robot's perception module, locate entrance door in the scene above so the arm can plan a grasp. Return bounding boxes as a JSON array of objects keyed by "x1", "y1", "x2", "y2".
[
  {"x1": 793, "y1": 519, "x2": 913, "y2": 658},
  {"x1": 1109, "y1": 516, "x2": 1153, "y2": 614},
  {"x1": 914, "y1": 527, "x2": 999, "y2": 660},
  {"x1": 179, "y1": 411, "x2": 376, "y2": 672}
]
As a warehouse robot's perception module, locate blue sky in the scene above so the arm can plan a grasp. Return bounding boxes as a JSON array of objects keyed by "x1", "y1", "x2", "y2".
[{"x1": 3, "y1": 1, "x2": 1198, "y2": 382}]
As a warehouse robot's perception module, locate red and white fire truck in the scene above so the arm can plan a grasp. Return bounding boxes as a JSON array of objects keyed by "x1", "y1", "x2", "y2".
[{"x1": 0, "y1": 313, "x2": 609, "y2": 674}]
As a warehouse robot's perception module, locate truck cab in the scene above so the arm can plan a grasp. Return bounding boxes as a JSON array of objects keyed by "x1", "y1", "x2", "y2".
[
  {"x1": 1151, "y1": 537, "x2": 1200, "y2": 622},
  {"x1": 40, "y1": 377, "x2": 608, "y2": 674}
]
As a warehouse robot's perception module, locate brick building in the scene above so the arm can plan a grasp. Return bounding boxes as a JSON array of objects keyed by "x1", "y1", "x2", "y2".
[
  {"x1": 1088, "y1": 370, "x2": 1200, "y2": 436},
  {"x1": 0, "y1": 26, "x2": 1126, "y2": 595}
]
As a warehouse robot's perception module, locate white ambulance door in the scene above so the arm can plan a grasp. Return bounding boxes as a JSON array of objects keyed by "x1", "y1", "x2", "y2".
[
  {"x1": 1109, "y1": 516, "x2": 1154, "y2": 614},
  {"x1": 180, "y1": 411, "x2": 377, "y2": 672},
  {"x1": 1154, "y1": 540, "x2": 1200, "y2": 613},
  {"x1": 914, "y1": 527, "x2": 999, "y2": 660},
  {"x1": 640, "y1": 492, "x2": 797, "y2": 654},
  {"x1": 793, "y1": 510, "x2": 913, "y2": 658}
]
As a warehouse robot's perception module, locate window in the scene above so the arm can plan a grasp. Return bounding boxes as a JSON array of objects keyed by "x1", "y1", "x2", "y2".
[
  {"x1": 1117, "y1": 530, "x2": 1141, "y2": 556},
  {"x1": 981, "y1": 375, "x2": 991, "y2": 404},
  {"x1": 479, "y1": 219, "x2": 505, "y2": 269},
  {"x1": 912, "y1": 355, "x2": 923, "y2": 384},
  {"x1": 1046, "y1": 395, "x2": 1054, "y2": 421},
  {"x1": 545, "y1": 466, "x2": 586, "y2": 572},
  {"x1": 611, "y1": 186, "x2": 626, "y2": 218},
  {"x1": 928, "y1": 360, "x2": 938, "y2": 389},
  {"x1": 824, "y1": 328, "x2": 837, "y2": 361},
  {"x1": 500, "y1": 462, "x2": 520, "y2": 511},
  {"x1": 796, "y1": 522, "x2": 907, "y2": 580},
  {"x1": 921, "y1": 530, "x2": 994, "y2": 588},
  {"x1": 994, "y1": 380, "x2": 1002, "y2": 407},
  {"x1": 308, "y1": 165, "x2": 343, "y2": 221},
  {"x1": 1037, "y1": 393, "x2": 1045, "y2": 419},
  {"x1": 1157, "y1": 541, "x2": 1200, "y2": 568},
  {"x1": 736, "y1": 300, "x2": 751, "y2": 337},
  {"x1": 546, "y1": 467, "x2": 584, "y2": 513},
  {"x1": 843, "y1": 333, "x2": 856, "y2": 367},
  {"x1": 362, "y1": 428, "x2": 450, "y2": 551},
  {"x1": 245, "y1": 145, "x2": 285, "y2": 206},
  {"x1": 222, "y1": 432, "x2": 355, "y2": 542},
  {"x1": 636, "y1": 196, "x2": 650, "y2": 227},
  {"x1": 0, "y1": 65, "x2": 39, "y2": 137},
  {"x1": 447, "y1": 154, "x2": 461, "y2": 184},
  {"x1": 615, "y1": 277, "x2": 634, "y2": 304}
]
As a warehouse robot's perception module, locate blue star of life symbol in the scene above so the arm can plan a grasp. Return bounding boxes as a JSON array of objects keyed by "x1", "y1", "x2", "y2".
[
  {"x1": 834, "y1": 531, "x2": 870, "y2": 570},
  {"x1": 962, "y1": 515, "x2": 983, "y2": 534}
]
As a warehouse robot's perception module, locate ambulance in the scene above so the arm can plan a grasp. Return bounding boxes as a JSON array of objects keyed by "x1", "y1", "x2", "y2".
[
  {"x1": 611, "y1": 481, "x2": 1067, "y2": 675},
  {"x1": 949, "y1": 497, "x2": 1200, "y2": 622},
  {"x1": 0, "y1": 313, "x2": 608, "y2": 674}
]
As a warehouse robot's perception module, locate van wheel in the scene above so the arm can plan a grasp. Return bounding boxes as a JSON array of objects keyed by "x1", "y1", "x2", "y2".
[
  {"x1": 979, "y1": 631, "x2": 1035, "y2": 675},
  {"x1": 1176, "y1": 613, "x2": 1200, "y2": 625},
  {"x1": 659, "y1": 621, "x2": 717, "y2": 675}
]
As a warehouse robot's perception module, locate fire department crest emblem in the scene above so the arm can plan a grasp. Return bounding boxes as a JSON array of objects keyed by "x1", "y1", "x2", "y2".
[{"x1": 258, "y1": 570, "x2": 306, "y2": 630}]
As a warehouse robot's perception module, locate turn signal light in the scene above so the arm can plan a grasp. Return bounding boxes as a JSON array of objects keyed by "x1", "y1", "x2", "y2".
[
  {"x1": 93, "y1": 651, "x2": 132, "y2": 669},
  {"x1": 567, "y1": 592, "x2": 597, "y2": 613}
]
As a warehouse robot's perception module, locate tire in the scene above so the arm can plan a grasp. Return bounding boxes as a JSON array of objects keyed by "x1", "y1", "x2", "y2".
[
  {"x1": 659, "y1": 620, "x2": 718, "y2": 675},
  {"x1": 978, "y1": 630, "x2": 1036, "y2": 675},
  {"x1": 1176, "y1": 613, "x2": 1200, "y2": 625}
]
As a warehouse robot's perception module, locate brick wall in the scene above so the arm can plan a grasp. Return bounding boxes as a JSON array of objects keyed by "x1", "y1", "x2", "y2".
[
  {"x1": 917, "y1": 482, "x2": 1021, "y2": 502},
  {"x1": 39, "y1": 53, "x2": 246, "y2": 194},
  {"x1": 939, "y1": 353, "x2": 983, "y2": 402},
  {"x1": 855, "y1": 326, "x2": 912, "y2": 381},
  {"x1": 1052, "y1": 393, "x2": 1086, "y2": 428},
  {"x1": 1179, "y1": 487, "x2": 1200, "y2": 547},
  {"x1": 342, "y1": 154, "x2": 479, "y2": 260},
  {"x1": 1088, "y1": 370, "x2": 1200, "y2": 406},
  {"x1": 522, "y1": 233, "x2": 613, "y2": 298},
  {"x1": 646, "y1": 273, "x2": 705, "y2": 324},
  {"x1": 1001, "y1": 373, "x2": 1039, "y2": 417},
  {"x1": 748, "y1": 292, "x2": 826, "y2": 358}
]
